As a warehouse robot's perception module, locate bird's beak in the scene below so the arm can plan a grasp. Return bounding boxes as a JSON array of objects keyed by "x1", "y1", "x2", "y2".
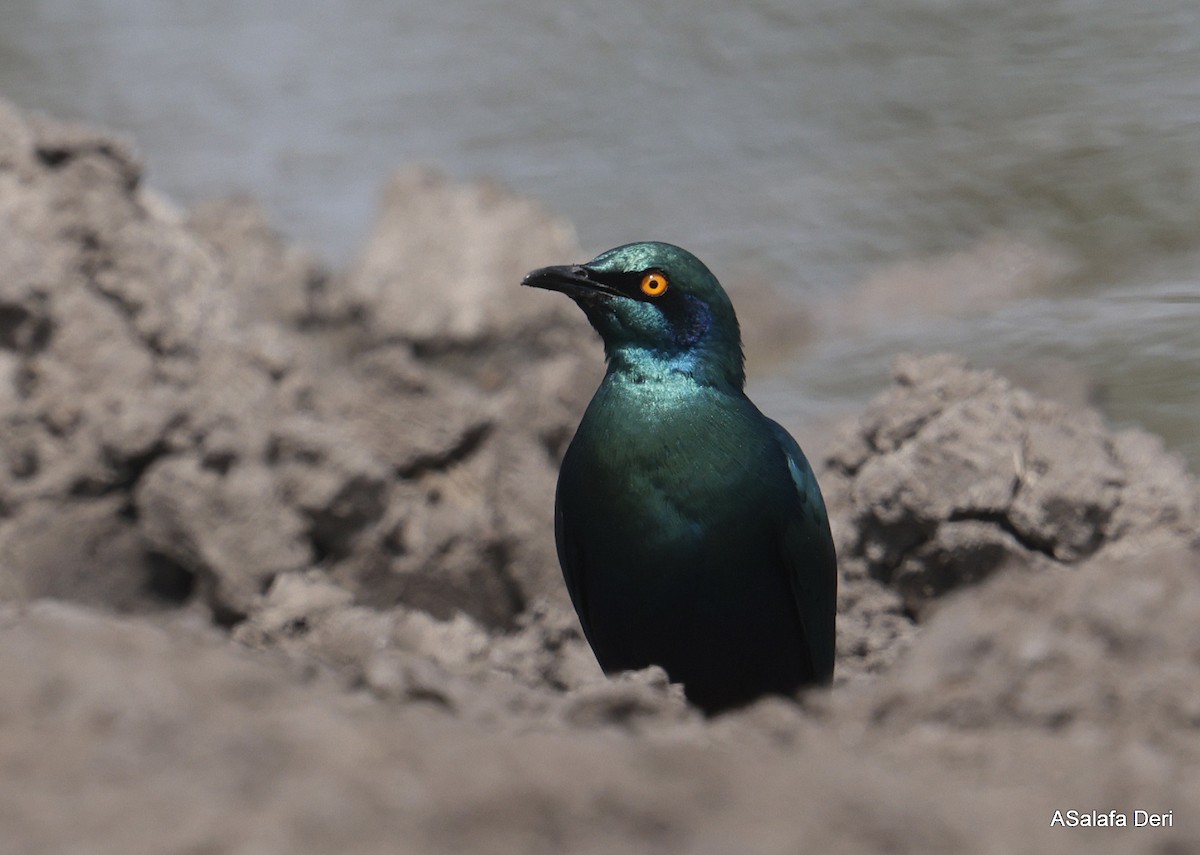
[{"x1": 522, "y1": 265, "x2": 623, "y2": 300}]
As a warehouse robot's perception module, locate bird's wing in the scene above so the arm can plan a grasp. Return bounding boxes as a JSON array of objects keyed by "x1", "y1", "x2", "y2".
[{"x1": 766, "y1": 419, "x2": 838, "y2": 683}]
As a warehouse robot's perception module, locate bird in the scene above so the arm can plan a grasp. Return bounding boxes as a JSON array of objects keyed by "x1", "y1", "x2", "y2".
[{"x1": 522, "y1": 241, "x2": 837, "y2": 714}]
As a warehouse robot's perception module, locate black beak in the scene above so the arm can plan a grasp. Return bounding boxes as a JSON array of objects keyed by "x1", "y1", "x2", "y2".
[{"x1": 522, "y1": 264, "x2": 623, "y2": 300}]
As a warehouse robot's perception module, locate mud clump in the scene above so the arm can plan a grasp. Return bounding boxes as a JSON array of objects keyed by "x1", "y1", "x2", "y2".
[
  {"x1": 0, "y1": 98, "x2": 597, "y2": 629},
  {"x1": 824, "y1": 352, "x2": 1197, "y2": 615}
]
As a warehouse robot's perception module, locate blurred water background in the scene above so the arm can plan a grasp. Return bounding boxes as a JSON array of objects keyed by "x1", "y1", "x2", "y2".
[{"x1": 3, "y1": 0, "x2": 1198, "y2": 466}]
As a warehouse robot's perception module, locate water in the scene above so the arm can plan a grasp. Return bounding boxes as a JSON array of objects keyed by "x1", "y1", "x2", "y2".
[{"x1": 3, "y1": 0, "x2": 1198, "y2": 466}]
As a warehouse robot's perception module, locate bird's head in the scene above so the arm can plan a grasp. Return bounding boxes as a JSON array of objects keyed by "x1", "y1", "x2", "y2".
[{"x1": 522, "y1": 242, "x2": 745, "y2": 389}]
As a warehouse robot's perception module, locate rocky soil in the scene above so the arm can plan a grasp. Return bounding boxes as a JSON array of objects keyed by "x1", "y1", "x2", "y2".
[{"x1": 1, "y1": 98, "x2": 1197, "y2": 854}]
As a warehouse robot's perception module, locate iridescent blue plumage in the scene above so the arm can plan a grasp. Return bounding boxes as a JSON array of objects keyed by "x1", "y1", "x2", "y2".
[{"x1": 523, "y1": 242, "x2": 836, "y2": 713}]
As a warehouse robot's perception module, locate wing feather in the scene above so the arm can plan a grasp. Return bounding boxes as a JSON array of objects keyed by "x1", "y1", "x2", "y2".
[{"x1": 766, "y1": 419, "x2": 838, "y2": 683}]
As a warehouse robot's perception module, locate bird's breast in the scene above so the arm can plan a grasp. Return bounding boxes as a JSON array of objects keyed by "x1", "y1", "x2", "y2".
[{"x1": 560, "y1": 376, "x2": 782, "y2": 559}]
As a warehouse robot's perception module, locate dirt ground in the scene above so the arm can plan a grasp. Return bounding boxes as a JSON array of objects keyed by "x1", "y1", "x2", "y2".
[{"x1": 0, "y1": 98, "x2": 1197, "y2": 854}]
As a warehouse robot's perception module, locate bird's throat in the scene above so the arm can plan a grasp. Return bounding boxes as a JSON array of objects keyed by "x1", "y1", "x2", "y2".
[{"x1": 605, "y1": 343, "x2": 743, "y2": 393}]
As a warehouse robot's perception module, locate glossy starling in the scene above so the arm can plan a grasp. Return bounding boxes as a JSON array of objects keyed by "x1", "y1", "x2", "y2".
[{"x1": 523, "y1": 242, "x2": 836, "y2": 713}]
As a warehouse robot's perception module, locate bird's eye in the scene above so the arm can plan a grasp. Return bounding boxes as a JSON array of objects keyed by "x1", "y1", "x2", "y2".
[{"x1": 640, "y1": 271, "x2": 669, "y2": 297}]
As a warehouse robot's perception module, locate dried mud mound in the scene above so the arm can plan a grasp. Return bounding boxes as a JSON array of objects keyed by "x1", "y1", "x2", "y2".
[
  {"x1": 2, "y1": 98, "x2": 1199, "y2": 854},
  {"x1": 855, "y1": 543, "x2": 1200, "y2": 747},
  {"x1": 825, "y1": 352, "x2": 1199, "y2": 679},
  {"x1": 0, "y1": 97, "x2": 599, "y2": 633},
  {"x1": 4, "y1": 545, "x2": 1198, "y2": 855}
]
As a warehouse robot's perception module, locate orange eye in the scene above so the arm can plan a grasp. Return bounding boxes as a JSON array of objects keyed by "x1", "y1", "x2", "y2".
[{"x1": 640, "y1": 271, "x2": 669, "y2": 297}]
